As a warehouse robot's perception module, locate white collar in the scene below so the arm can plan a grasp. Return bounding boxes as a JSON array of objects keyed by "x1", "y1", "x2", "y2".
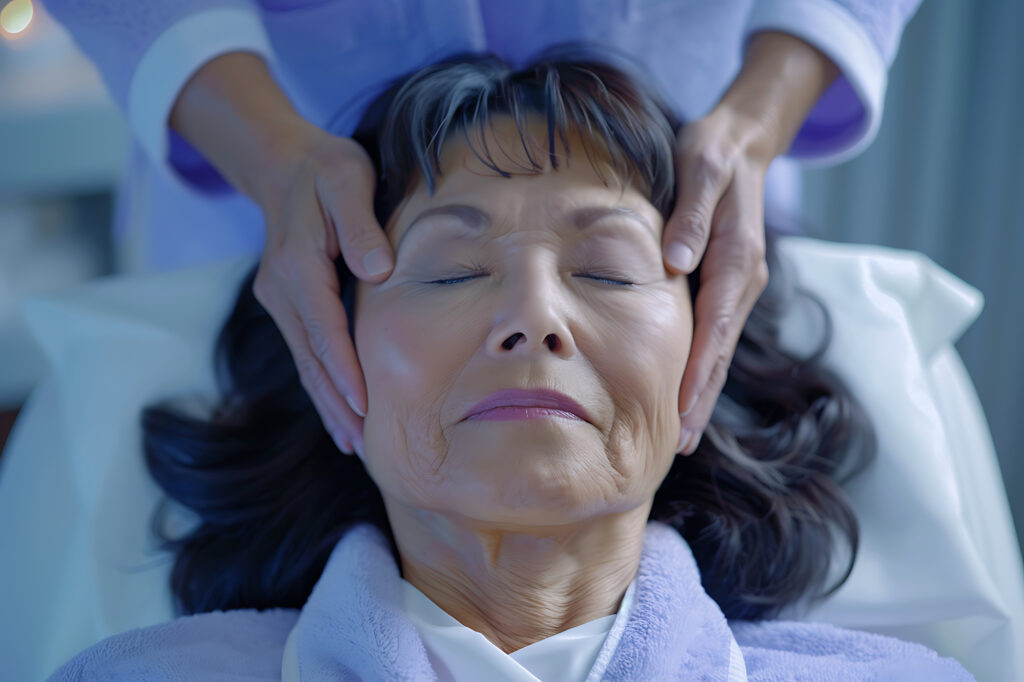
[{"x1": 398, "y1": 576, "x2": 637, "y2": 682}]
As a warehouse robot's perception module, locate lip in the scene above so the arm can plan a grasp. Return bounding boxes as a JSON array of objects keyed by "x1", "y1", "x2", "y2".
[{"x1": 462, "y1": 389, "x2": 591, "y2": 423}]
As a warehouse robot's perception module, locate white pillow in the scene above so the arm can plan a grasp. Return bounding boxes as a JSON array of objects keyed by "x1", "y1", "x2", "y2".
[
  {"x1": 771, "y1": 239, "x2": 1024, "y2": 682},
  {"x1": 0, "y1": 238, "x2": 1020, "y2": 681}
]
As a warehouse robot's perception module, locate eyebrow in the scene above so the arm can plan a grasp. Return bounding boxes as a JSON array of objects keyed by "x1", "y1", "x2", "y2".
[{"x1": 396, "y1": 203, "x2": 656, "y2": 250}]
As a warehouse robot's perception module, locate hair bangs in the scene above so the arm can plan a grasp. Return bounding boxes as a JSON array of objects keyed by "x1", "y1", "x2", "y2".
[{"x1": 372, "y1": 45, "x2": 680, "y2": 223}]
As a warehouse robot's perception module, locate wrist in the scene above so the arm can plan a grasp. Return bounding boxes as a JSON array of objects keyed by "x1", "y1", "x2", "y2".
[
  {"x1": 714, "y1": 30, "x2": 840, "y2": 161},
  {"x1": 250, "y1": 115, "x2": 328, "y2": 209},
  {"x1": 169, "y1": 52, "x2": 314, "y2": 202}
]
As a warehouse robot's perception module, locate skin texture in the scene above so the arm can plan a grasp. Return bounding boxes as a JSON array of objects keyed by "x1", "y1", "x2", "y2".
[
  {"x1": 352, "y1": 116, "x2": 692, "y2": 654},
  {"x1": 168, "y1": 32, "x2": 837, "y2": 457}
]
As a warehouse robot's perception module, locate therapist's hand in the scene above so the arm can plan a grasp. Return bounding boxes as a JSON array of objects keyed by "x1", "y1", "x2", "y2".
[
  {"x1": 666, "y1": 109, "x2": 770, "y2": 456},
  {"x1": 253, "y1": 129, "x2": 389, "y2": 456},
  {"x1": 667, "y1": 31, "x2": 840, "y2": 455},
  {"x1": 170, "y1": 53, "x2": 389, "y2": 457}
]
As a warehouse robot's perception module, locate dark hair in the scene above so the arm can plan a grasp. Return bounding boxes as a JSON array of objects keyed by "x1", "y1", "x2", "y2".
[{"x1": 143, "y1": 44, "x2": 876, "y2": 621}]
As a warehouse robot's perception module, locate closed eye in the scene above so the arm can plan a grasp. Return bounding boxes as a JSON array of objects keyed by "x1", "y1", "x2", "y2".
[
  {"x1": 426, "y1": 274, "x2": 484, "y2": 286},
  {"x1": 427, "y1": 273, "x2": 635, "y2": 286},
  {"x1": 575, "y1": 273, "x2": 635, "y2": 286}
]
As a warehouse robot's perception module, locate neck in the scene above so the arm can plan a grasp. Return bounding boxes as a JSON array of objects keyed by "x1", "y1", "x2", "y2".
[{"x1": 386, "y1": 501, "x2": 650, "y2": 654}]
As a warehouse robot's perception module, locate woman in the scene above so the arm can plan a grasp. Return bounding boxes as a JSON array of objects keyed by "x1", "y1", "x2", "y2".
[
  {"x1": 50, "y1": 49, "x2": 971, "y2": 680},
  {"x1": 44, "y1": 0, "x2": 921, "y2": 466}
]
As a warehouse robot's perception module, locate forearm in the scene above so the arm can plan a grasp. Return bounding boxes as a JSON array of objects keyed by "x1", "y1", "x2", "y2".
[
  {"x1": 169, "y1": 51, "x2": 315, "y2": 202},
  {"x1": 714, "y1": 30, "x2": 841, "y2": 160}
]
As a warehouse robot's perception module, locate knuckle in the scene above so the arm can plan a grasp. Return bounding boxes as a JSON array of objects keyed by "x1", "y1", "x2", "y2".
[
  {"x1": 254, "y1": 253, "x2": 302, "y2": 308},
  {"x1": 748, "y1": 236, "x2": 767, "y2": 264},
  {"x1": 326, "y1": 155, "x2": 370, "y2": 190},
  {"x1": 710, "y1": 313, "x2": 733, "y2": 346},
  {"x1": 275, "y1": 240, "x2": 309, "y2": 270},
  {"x1": 707, "y1": 357, "x2": 731, "y2": 393},
  {"x1": 673, "y1": 207, "x2": 711, "y2": 239},
  {"x1": 337, "y1": 220, "x2": 382, "y2": 256},
  {"x1": 252, "y1": 274, "x2": 268, "y2": 305},
  {"x1": 294, "y1": 354, "x2": 326, "y2": 393},
  {"x1": 306, "y1": 318, "x2": 333, "y2": 361},
  {"x1": 752, "y1": 259, "x2": 770, "y2": 290},
  {"x1": 252, "y1": 268, "x2": 276, "y2": 308},
  {"x1": 259, "y1": 248, "x2": 292, "y2": 282},
  {"x1": 691, "y1": 148, "x2": 729, "y2": 182}
]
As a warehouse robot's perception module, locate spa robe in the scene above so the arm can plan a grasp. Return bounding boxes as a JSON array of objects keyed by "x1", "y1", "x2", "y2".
[
  {"x1": 50, "y1": 521, "x2": 973, "y2": 681},
  {"x1": 41, "y1": 0, "x2": 922, "y2": 271}
]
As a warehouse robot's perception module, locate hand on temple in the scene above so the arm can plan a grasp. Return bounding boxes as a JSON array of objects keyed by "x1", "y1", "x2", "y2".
[
  {"x1": 252, "y1": 129, "x2": 388, "y2": 456},
  {"x1": 170, "y1": 36, "x2": 839, "y2": 459},
  {"x1": 665, "y1": 108, "x2": 771, "y2": 455},
  {"x1": 170, "y1": 53, "x2": 392, "y2": 455},
  {"x1": 666, "y1": 31, "x2": 840, "y2": 454}
]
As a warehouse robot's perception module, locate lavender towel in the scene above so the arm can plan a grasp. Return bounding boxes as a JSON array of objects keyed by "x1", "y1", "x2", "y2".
[{"x1": 50, "y1": 521, "x2": 973, "y2": 681}]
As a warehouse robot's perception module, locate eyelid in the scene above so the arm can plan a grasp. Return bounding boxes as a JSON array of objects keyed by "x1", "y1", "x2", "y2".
[
  {"x1": 425, "y1": 272, "x2": 635, "y2": 286},
  {"x1": 427, "y1": 274, "x2": 483, "y2": 285},
  {"x1": 574, "y1": 273, "x2": 635, "y2": 286},
  {"x1": 424, "y1": 260, "x2": 490, "y2": 285}
]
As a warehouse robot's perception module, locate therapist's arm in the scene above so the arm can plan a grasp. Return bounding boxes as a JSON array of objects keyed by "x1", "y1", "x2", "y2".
[
  {"x1": 170, "y1": 53, "x2": 311, "y2": 202},
  {"x1": 170, "y1": 52, "x2": 389, "y2": 458},
  {"x1": 669, "y1": 31, "x2": 839, "y2": 455}
]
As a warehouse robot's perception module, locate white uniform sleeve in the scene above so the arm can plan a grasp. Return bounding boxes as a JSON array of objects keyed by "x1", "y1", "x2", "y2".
[{"x1": 128, "y1": 8, "x2": 272, "y2": 170}]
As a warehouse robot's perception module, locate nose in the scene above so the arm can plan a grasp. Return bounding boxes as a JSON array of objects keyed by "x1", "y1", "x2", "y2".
[{"x1": 485, "y1": 260, "x2": 576, "y2": 359}]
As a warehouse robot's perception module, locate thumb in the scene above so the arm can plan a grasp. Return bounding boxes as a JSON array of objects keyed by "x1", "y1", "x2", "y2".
[
  {"x1": 317, "y1": 144, "x2": 394, "y2": 282},
  {"x1": 329, "y1": 195, "x2": 394, "y2": 282},
  {"x1": 664, "y1": 152, "x2": 730, "y2": 275}
]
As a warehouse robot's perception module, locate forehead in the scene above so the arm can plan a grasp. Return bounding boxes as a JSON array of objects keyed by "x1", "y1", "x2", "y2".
[{"x1": 387, "y1": 114, "x2": 658, "y2": 234}]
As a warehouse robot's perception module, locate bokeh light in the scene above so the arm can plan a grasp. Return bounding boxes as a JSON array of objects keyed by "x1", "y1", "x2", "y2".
[{"x1": 0, "y1": 0, "x2": 34, "y2": 37}]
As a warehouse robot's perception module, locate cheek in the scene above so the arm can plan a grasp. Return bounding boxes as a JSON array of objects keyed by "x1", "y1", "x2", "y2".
[
  {"x1": 353, "y1": 292, "x2": 474, "y2": 491},
  {"x1": 586, "y1": 286, "x2": 691, "y2": 458}
]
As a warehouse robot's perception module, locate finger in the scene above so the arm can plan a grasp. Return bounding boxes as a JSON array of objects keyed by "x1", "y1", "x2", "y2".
[
  {"x1": 290, "y1": 253, "x2": 369, "y2": 419},
  {"x1": 676, "y1": 272, "x2": 766, "y2": 455},
  {"x1": 663, "y1": 144, "x2": 732, "y2": 274},
  {"x1": 254, "y1": 273, "x2": 364, "y2": 452},
  {"x1": 279, "y1": 308, "x2": 365, "y2": 452},
  {"x1": 677, "y1": 186, "x2": 768, "y2": 427},
  {"x1": 316, "y1": 153, "x2": 394, "y2": 283},
  {"x1": 678, "y1": 256, "x2": 755, "y2": 416},
  {"x1": 677, "y1": 351, "x2": 732, "y2": 455},
  {"x1": 267, "y1": 186, "x2": 371, "y2": 418}
]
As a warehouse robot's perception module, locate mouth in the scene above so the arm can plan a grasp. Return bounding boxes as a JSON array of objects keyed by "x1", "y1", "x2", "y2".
[{"x1": 462, "y1": 389, "x2": 591, "y2": 423}]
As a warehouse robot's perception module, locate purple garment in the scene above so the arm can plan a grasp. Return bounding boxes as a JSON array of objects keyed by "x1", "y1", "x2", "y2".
[
  {"x1": 831, "y1": 0, "x2": 921, "y2": 64},
  {"x1": 38, "y1": 0, "x2": 922, "y2": 272},
  {"x1": 49, "y1": 521, "x2": 973, "y2": 681},
  {"x1": 40, "y1": 0, "x2": 920, "y2": 141}
]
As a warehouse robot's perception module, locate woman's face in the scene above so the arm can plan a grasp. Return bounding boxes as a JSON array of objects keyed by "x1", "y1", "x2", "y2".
[{"x1": 354, "y1": 115, "x2": 692, "y2": 528}]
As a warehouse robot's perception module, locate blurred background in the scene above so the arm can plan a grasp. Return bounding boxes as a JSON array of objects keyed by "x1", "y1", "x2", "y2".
[{"x1": 0, "y1": 0, "x2": 1021, "y2": 556}]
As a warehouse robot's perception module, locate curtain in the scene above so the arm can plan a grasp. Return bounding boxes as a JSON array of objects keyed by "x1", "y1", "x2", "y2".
[{"x1": 799, "y1": 0, "x2": 1024, "y2": 551}]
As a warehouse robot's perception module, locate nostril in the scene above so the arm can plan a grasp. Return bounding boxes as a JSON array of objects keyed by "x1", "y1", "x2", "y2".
[
  {"x1": 502, "y1": 333, "x2": 524, "y2": 350},
  {"x1": 545, "y1": 334, "x2": 560, "y2": 352}
]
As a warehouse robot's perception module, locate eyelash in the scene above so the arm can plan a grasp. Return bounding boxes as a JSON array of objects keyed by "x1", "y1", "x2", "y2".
[{"x1": 426, "y1": 270, "x2": 635, "y2": 287}]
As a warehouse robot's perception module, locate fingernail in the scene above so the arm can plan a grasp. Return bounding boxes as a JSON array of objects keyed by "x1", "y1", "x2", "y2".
[
  {"x1": 684, "y1": 430, "x2": 701, "y2": 454},
  {"x1": 330, "y1": 429, "x2": 353, "y2": 455},
  {"x1": 362, "y1": 247, "x2": 393, "y2": 277},
  {"x1": 666, "y1": 241, "x2": 694, "y2": 272},
  {"x1": 681, "y1": 395, "x2": 698, "y2": 417},
  {"x1": 677, "y1": 428, "x2": 694, "y2": 453},
  {"x1": 345, "y1": 394, "x2": 366, "y2": 418}
]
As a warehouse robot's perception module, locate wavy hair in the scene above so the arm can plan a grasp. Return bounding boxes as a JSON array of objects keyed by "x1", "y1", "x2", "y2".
[{"x1": 143, "y1": 45, "x2": 876, "y2": 621}]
